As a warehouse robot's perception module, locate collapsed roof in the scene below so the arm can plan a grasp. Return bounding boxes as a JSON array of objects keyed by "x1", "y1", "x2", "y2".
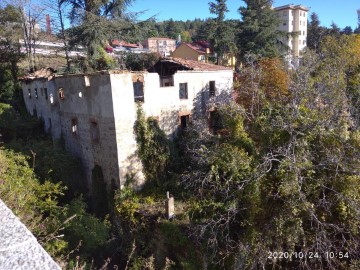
[{"x1": 148, "y1": 57, "x2": 231, "y2": 76}]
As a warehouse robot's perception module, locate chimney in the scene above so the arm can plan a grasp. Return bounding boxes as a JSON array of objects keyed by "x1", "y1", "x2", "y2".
[{"x1": 46, "y1": 14, "x2": 51, "y2": 35}]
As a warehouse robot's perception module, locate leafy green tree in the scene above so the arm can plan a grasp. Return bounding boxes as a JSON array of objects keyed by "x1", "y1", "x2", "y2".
[
  {"x1": 0, "y1": 5, "x2": 24, "y2": 102},
  {"x1": 237, "y1": 0, "x2": 283, "y2": 59}
]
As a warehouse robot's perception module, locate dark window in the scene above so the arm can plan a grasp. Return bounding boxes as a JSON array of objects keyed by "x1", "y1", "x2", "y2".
[
  {"x1": 58, "y1": 88, "x2": 65, "y2": 100},
  {"x1": 90, "y1": 121, "x2": 99, "y2": 142},
  {"x1": 180, "y1": 115, "x2": 190, "y2": 129},
  {"x1": 28, "y1": 89, "x2": 31, "y2": 99},
  {"x1": 133, "y1": 80, "x2": 144, "y2": 102},
  {"x1": 179, "y1": 83, "x2": 188, "y2": 99},
  {"x1": 71, "y1": 118, "x2": 78, "y2": 135},
  {"x1": 35, "y1": 88, "x2": 38, "y2": 99},
  {"x1": 44, "y1": 88, "x2": 48, "y2": 100},
  {"x1": 209, "y1": 81, "x2": 216, "y2": 97},
  {"x1": 84, "y1": 76, "x2": 90, "y2": 87},
  {"x1": 160, "y1": 76, "x2": 174, "y2": 87},
  {"x1": 209, "y1": 110, "x2": 223, "y2": 133}
]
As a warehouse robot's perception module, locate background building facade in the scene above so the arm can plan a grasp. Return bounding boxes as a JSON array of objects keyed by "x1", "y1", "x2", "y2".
[{"x1": 275, "y1": 4, "x2": 309, "y2": 59}]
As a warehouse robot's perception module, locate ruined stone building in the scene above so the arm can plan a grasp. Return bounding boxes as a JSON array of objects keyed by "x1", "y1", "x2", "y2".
[{"x1": 21, "y1": 58, "x2": 233, "y2": 189}]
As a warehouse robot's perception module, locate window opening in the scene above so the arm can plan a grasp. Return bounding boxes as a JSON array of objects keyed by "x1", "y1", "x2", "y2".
[
  {"x1": 180, "y1": 115, "x2": 190, "y2": 129},
  {"x1": 160, "y1": 76, "x2": 174, "y2": 87},
  {"x1": 71, "y1": 118, "x2": 78, "y2": 135},
  {"x1": 133, "y1": 80, "x2": 144, "y2": 102},
  {"x1": 84, "y1": 76, "x2": 90, "y2": 87},
  {"x1": 49, "y1": 93, "x2": 54, "y2": 104},
  {"x1": 209, "y1": 81, "x2": 216, "y2": 97},
  {"x1": 58, "y1": 88, "x2": 65, "y2": 100},
  {"x1": 44, "y1": 88, "x2": 48, "y2": 100},
  {"x1": 209, "y1": 110, "x2": 223, "y2": 133},
  {"x1": 90, "y1": 121, "x2": 100, "y2": 142},
  {"x1": 179, "y1": 83, "x2": 188, "y2": 99},
  {"x1": 28, "y1": 89, "x2": 31, "y2": 99},
  {"x1": 35, "y1": 88, "x2": 38, "y2": 99}
]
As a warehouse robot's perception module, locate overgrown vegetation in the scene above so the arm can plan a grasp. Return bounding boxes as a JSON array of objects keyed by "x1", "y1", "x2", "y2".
[
  {"x1": 134, "y1": 105, "x2": 171, "y2": 186},
  {"x1": 1, "y1": 0, "x2": 360, "y2": 269},
  {"x1": 180, "y1": 35, "x2": 360, "y2": 269},
  {"x1": 0, "y1": 107, "x2": 111, "y2": 267}
]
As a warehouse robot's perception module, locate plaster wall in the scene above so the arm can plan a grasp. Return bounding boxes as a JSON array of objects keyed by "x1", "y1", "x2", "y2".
[{"x1": 21, "y1": 68, "x2": 233, "y2": 189}]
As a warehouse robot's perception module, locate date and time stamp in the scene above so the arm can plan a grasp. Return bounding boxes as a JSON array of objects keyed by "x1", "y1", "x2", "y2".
[{"x1": 267, "y1": 251, "x2": 350, "y2": 260}]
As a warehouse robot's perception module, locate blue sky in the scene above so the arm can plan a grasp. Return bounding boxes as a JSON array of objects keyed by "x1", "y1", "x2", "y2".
[{"x1": 128, "y1": 0, "x2": 359, "y2": 29}]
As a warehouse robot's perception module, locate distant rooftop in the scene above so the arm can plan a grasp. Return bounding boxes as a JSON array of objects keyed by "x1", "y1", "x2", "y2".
[
  {"x1": 274, "y1": 4, "x2": 309, "y2": 11},
  {"x1": 147, "y1": 37, "x2": 176, "y2": 41},
  {"x1": 0, "y1": 199, "x2": 61, "y2": 270},
  {"x1": 180, "y1": 42, "x2": 213, "y2": 55}
]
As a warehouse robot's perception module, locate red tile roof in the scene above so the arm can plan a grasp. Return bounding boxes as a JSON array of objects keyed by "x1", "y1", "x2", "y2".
[{"x1": 180, "y1": 42, "x2": 213, "y2": 54}]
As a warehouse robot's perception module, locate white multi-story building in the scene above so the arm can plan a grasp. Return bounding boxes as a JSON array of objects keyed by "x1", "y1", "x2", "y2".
[
  {"x1": 274, "y1": 4, "x2": 309, "y2": 60},
  {"x1": 20, "y1": 59, "x2": 233, "y2": 190}
]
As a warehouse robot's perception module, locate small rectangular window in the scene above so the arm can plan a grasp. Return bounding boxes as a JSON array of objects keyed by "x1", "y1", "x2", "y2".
[
  {"x1": 209, "y1": 110, "x2": 223, "y2": 133},
  {"x1": 283, "y1": 22, "x2": 287, "y2": 26},
  {"x1": 84, "y1": 76, "x2": 90, "y2": 87},
  {"x1": 28, "y1": 89, "x2": 31, "y2": 99},
  {"x1": 44, "y1": 88, "x2": 48, "y2": 100},
  {"x1": 58, "y1": 88, "x2": 65, "y2": 100},
  {"x1": 180, "y1": 115, "x2": 190, "y2": 129},
  {"x1": 179, "y1": 83, "x2": 188, "y2": 99},
  {"x1": 35, "y1": 88, "x2": 38, "y2": 99},
  {"x1": 71, "y1": 118, "x2": 78, "y2": 135},
  {"x1": 133, "y1": 80, "x2": 144, "y2": 102},
  {"x1": 209, "y1": 81, "x2": 216, "y2": 97},
  {"x1": 90, "y1": 121, "x2": 99, "y2": 142}
]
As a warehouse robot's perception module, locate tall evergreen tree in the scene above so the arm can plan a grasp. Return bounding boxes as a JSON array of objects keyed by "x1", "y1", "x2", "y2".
[
  {"x1": 328, "y1": 22, "x2": 341, "y2": 37},
  {"x1": 209, "y1": 0, "x2": 237, "y2": 64},
  {"x1": 237, "y1": 0, "x2": 282, "y2": 59},
  {"x1": 64, "y1": 0, "x2": 135, "y2": 67},
  {"x1": 307, "y1": 12, "x2": 326, "y2": 51},
  {"x1": 341, "y1": 26, "x2": 353, "y2": 35}
]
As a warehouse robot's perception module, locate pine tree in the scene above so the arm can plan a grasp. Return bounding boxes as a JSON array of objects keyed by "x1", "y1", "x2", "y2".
[
  {"x1": 209, "y1": 0, "x2": 237, "y2": 64},
  {"x1": 237, "y1": 0, "x2": 282, "y2": 59},
  {"x1": 307, "y1": 12, "x2": 326, "y2": 51}
]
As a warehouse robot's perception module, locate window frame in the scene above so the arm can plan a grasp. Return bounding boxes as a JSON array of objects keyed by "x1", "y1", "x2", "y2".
[
  {"x1": 133, "y1": 80, "x2": 144, "y2": 102},
  {"x1": 179, "y1": 82, "x2": 188, "y2": 100},
  {"x1": 209, "y1": 81, "x2": 216, "y2": 97}
]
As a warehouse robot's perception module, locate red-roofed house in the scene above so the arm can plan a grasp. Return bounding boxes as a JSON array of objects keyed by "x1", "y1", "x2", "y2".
[{"x1": 172, "y1": 42, "x2": 213, "y2": 63}]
